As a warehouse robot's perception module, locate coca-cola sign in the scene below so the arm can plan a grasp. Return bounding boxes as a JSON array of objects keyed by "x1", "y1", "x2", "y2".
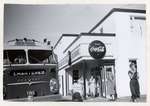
[{"x1": 88, "y1": 40, "x2": 106, "y2": 59}]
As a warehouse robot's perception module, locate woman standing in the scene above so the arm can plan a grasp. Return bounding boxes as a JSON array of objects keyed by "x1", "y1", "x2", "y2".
[
  {"x1": 107, "y1": 72, "x2": 115, "y2": 101},
  {"x1": 89, "y1": 76, "x2": 96, "y2": 97},
  {"x1": 128, "y1": 62, "x2": 140, "y2": 102}
]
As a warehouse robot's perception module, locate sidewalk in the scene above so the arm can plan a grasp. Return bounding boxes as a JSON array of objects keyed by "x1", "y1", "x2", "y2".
[
  {"x1": 6, "y1": 95, "x2": 146, "y2": 102},
  {"x1": 84, "y1": 95, "x2": 146, "y2": 102},
  {"x1": 116, "y1": 95, "x2": 146, "y2": 102},
  {"x1": 7, "y1": 94, "x2": 62, "y2": 102},
  {"x1": 84, "y1": 97, "x2": 107, "y2": 102}
]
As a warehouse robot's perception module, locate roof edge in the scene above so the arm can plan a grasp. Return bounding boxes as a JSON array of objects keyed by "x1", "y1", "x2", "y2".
[
  {"x1": 54, "y1": 34, "x2": 79, "y2": 49},
  {"x1": 88, "y1": 8, "x2": 146, "y2": 33},
  {"x1": 63, "y1": 32, "x2": 116, "y2": 53}
]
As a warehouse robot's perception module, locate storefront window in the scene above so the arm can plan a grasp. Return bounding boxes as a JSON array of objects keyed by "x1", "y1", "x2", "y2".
[{"x1": 73, "y1": 70, "x2": 79, "y2": 83}]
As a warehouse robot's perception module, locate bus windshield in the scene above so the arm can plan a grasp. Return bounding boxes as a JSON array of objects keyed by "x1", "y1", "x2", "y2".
[
  {"x1": 28, "y1": 50, "x2": 53, "y2": 64},
  {"x1": 4, "y1": 50, "x2": 27, "y2": 65}
]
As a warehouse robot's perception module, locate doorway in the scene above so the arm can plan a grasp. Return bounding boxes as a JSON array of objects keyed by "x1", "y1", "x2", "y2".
[
  {"x1": 89, "y1": 60, "x2": 116, "y2": 98},
  {"x1": 105, "y1": 65, "x2": 116, "y2": 98}
]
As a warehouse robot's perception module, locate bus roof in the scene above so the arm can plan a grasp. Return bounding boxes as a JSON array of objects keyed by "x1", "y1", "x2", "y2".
[
  {"x1": 4, "y1": 44, "x2": 52, "y2": 50},
  {"x1": 4, "y1": 38, "x2": 52, "y2": 50}
]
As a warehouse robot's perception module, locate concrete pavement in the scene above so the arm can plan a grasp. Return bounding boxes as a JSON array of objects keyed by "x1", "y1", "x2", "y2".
[
  {"x1": 84, "y1": 95, "x2": 146, "y2": 102},
  {"x1": 6, "y1": 94, "x2": 146, "y2": 102},
  {"x1": 115, "y1": 95, "x2": 146, "y2": 102}
]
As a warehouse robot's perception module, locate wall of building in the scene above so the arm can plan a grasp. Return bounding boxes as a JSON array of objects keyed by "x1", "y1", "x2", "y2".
[
  {"x1": 55, "y1": 36, "x2": 75, "y2": 96},
  {"x1": 58, "y1": 69, "x2": 66, "y2": 96},
  {"x1": 54, "y1": 36, "x2": 77, "y2": 61},
  {"x1": 92, "y1": 13, "x2": 116, "y2": 33},
  {"x1": 90, "y1": 11, "x2": 146, "y2": 97},
  {"x1": 114, "y1": 12, "x2": 146, "y2": 97},
  {"x1": 79, "y1": 36, "x2": 116, "y2": 59},
  {"x1": 66, "y1": 35, "x2": 116, "y2": 59}
]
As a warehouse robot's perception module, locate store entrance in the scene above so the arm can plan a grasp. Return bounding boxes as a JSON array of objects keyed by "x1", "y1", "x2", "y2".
[
  {"x1": 104, "y1": 65, "x2": 116, "y2": 98},
  {"x1": 89, "y1": 60, "x2": 116, "y2": 99}
]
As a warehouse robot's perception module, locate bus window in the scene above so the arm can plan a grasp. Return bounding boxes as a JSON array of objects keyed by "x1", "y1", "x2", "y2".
[
  {"x1": 28, "y1": 50, "x2": 52, "y2": 64},
  {"x1": 4, "y1": 50, "x2": 27, "y2": 65}
]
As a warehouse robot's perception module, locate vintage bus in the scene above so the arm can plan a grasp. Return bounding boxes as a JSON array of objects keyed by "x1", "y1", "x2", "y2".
[{"x1": 3, "y1": 38, "x2": 59, "y2": 100}]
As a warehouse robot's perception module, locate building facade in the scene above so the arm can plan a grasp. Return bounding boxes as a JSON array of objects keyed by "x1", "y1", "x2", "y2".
[{"x1": 54, "y1": 8, "x2": 146, "y2": 99}]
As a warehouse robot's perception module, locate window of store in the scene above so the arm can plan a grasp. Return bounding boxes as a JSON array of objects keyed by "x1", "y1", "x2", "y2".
[{"x1": 73, "y1": 70, "x2": 79, "y2": 83}]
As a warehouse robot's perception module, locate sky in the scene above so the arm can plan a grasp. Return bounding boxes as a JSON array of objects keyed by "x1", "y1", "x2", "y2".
[{"x1": 4, "y1": 4, "x2": 145, "y2": 46}]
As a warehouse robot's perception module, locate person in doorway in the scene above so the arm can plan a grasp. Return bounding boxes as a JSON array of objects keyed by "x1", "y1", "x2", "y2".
[
  {"x1": 89, "y1": 76, "x2": 96, "y2": 97},
  {"x1": 72, "y1": 81, "x2": 83, "y2": 101},
  {"x1": 95, "y1": 76, "x2": 100, "y2": 97},
  {"x1": 107, "y1": 72, "x2": 115, "y2": 101},
  {"x1": 128, "y1": 62, "x2": 140, "y2": 102},
  {"x1": 78, "y1": 77, "x2": 84, "y2": 96}
]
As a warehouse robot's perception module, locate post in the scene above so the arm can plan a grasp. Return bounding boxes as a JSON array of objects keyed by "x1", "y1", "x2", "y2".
[{"x1": 83, "y1": 60, "x2": 86, "y2": 99}]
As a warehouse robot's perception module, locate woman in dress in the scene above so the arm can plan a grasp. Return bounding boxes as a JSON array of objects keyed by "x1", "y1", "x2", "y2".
[
  {"x1": 128, "y1": 62, "x2": 140, "y2": 102},
  {"x1": 107, "y1": 72, "x2": 115, "y2": 101},
  {"x1": 89, "y1": 76, "x2": 96, "y2": 97}
]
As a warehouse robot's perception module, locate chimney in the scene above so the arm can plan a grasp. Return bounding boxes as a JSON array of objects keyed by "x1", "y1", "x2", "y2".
[
  {"x1": 43, "y1": 38, "x2": 47, "y2": 43},
  {"x1": 47, "y1": 41, "x2": 51, "y2": 45}
]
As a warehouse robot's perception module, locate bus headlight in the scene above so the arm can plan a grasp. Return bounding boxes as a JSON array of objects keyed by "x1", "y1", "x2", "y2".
[{"x1": 49, "y1": 78, "x2": 58, "y2": 93}]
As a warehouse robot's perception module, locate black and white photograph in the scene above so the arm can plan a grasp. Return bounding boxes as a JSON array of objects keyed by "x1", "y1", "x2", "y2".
[{"x1": 3, "y1": 4, "x2": 147, "y2": 102}]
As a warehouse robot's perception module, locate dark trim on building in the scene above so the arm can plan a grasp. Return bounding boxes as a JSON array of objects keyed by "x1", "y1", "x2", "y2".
[
  {"x1": 62, "y1": 75, "x2": 64, "y2": 96},
  {"x1": 134, "y1": 16, "x2": 146, "y2": 20},
  {"x1": 83, "y1": 60, "x2": 87, "y2": 99},
  {"x1": 54, "y1": 34, "x2": 79, "y2": 49},
  {"x1": 81, "y1": 33, "x2": 116, "y2": 36},
  {"x1": 65, "y1": 71, "x2": 68, "y2": 96},
  {"x1": 63, "y1": 33, "x2": 115, "y2": 53},
  {"x1": 88, "y1": 8, "x2": 146, "y2": 33}
]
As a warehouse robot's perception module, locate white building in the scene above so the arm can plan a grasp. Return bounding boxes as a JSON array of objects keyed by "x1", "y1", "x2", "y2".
[{"x1": 54, "y1": 8, "x2": 146, "y2": 99}]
